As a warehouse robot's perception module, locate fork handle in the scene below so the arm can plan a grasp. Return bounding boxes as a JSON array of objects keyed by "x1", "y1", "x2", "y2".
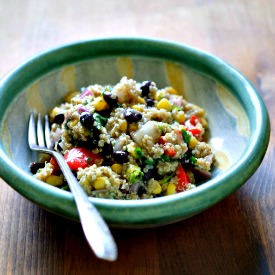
[{"x1": 52, "y1": 151, "x2": 117, "y2": 261}]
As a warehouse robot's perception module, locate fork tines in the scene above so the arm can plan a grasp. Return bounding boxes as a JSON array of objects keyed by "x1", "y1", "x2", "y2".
[{"x1": 28, "y1": 112, "x2": 52, "y2": 149}]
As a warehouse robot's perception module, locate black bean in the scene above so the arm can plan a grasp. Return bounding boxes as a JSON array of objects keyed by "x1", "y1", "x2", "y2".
[
  {"x1": 92, "y1": 127, "x2": 101, "y2": 140},
  {"x1": 101, "y1": 142, "x2": 113, "y2": 156},
  {"x1": 152, "y1": 169, "x2": 162, "y2": 180},
  {"x1": 113, "y1": 150, "x2": 129, "y2": 163},
  {"x1": 123, "y1": 108, "x2": 142, "y2": 123},
  {"x1": 102, "y1": 158, "x2": 113, "y2": 166},
  {"x1": 143, "y1": 169, "x2": 154, "y2": 181},
  {"x1": 53, "y1": 113, "x2": 65, "y2": 124},
  {"x1": 78, "y1": 128, "x2": 100, "y2": 149},
  {"x1": 103, "y1": 91, "x2": 118, "y2": 107},
  {"x1": 146, "y1": 98, "x2": 154, "y2": 107},
  {"x1": 97, "y1": 109, "x2": 112, "y2": 118},
  {"x1": 78, "y1": 137, "x2": 97, "y2": 149},
  {"x1": 29, "y1": 162, "x2": 45, "y2": 174},
  {"x1": 80, "y1": 112, "x2": 94, "y2": 128},
  {"x1": 137, "y1": 185, "x2": 146, "y2": 196},
  {"x1": 141, "y1": 81, "x2": 151, "y2": 97}
]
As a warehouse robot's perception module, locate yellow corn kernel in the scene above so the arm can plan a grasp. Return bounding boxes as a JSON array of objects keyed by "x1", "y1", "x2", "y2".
[
  {"x1": 166, "y1": 182, "x2": 177, "y2": 195},
  {"x1": 94, "y1": 177, "x2": 108, "y2": 190},
  {"x1": 132, "y1": 104, "x2": 144, "y2": 112},
  {"x1": 111, "y1": 163, "x2": 123, "y2": 174},
  {"x1": 152, "y1": 182, "x2": 162, "y2": 194},
  {"x1": 120, "y1": 120, "x2": 128, "y2": 132},
  {"x1": 46, "y1": 175, "x2": 63, "y2": 186},
  {"x1": 128, "y1": 123, "x2": 139, "y2": 133},
  {"x1": 49, "y1": 107, "x2": 62, "y2": 121},
  {"x1": 64, "y1": 91, "x2": 80, "y2": 102},
  {"x1": 157, "y1": 98, "x2": 172, "y2": 111},
  {"x1": 50, "y1": 107, "x2": 59, "y2": 118},
  {"x1": 175, "y1": 111, "x2": 186, "y2": 124},
  {"x1": 166, "y1": 87, "x2": 178, "y2": 95},
  {"x1": 69, "y1": 117, "x2": 78, "y2": 127},
  {"x1": 137, "y1": 97, "x2": 145, "y2": 104},
  {"x1": 93, "y1": 97, "x2": 109, "y2": 111},
  {"x1": 188, "y1": 136, "x2": 198, "y2": 149},
  {"x1": 127, "y1": 143, "x2": 137, "y2": 157}
]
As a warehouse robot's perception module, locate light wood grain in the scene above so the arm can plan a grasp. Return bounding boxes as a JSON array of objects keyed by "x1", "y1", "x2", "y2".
[{"x1": 1, "y1": 0, "x2": 274, "y2": 274}]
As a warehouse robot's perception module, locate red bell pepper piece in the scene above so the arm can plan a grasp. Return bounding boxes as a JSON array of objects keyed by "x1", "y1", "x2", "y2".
[
  {"x1": 50, "y1": 157, "x2": 60, "y2": 174},
  {"x1": 64, "y1": 147, "x2": 103, "y2": 171},
  {"x1": 186, "y1": 127, "x2": 201, "y2": 135},
  {"x1": 159, "y1": 135, "x2": 177, "y2": 157},
  {"x1": 185, "y1": 115, "x2": 201, "y2": 136},
  {"x1": 189, "y1": 115, "x2": 200, "y2": 126},
  {"x1": 176, "y1": 163, "x2": 190, "y2": 192},
  {"x1": 164, "y1": 147, "x2": 176, "y2": 157},
  {"x1": 158, "y1": 136, "x2": 166, "y2": 145}
]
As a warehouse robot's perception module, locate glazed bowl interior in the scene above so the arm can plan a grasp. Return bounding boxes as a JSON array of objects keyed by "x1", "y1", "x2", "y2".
[{"x1": 0, "y1": 38, "x2": 269, "y2": 227}]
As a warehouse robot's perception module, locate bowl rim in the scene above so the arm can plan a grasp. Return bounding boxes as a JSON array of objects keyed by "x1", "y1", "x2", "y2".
[{"x1": 0, "y1": 37, "x2": 270, "y2": 226}]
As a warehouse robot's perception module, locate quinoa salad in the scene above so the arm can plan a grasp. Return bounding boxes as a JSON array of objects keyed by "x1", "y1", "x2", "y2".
[{"x1": 30, "y1": 77, "x2": 214, "y2": 199}]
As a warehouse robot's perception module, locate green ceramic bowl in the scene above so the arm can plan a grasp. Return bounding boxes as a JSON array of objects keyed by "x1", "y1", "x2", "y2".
[{"x1": 0, "y1": 38, "x2": 270, "y2": 227}]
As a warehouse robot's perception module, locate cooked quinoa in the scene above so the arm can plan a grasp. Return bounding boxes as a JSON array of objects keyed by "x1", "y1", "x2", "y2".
[{"x1": 30, "y1": 77, "x2": 214, "y2": 199}]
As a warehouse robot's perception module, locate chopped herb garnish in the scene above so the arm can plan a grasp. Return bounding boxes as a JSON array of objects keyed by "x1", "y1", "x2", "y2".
[
  {"x1": 134, "y1": 147, "x2": 144, "y2": 159},
  {"x1": 181, "y1": 129, "x2": 191, "y2": 143},
  {"x1": 160, "y1": 172, "x2": 175, "y2": 184},
  {"x1": 130, "y1": 172, "x2": 143, "y2": 183},
  {"x1": 172, "y1": 105, "x2": 183, "y2": 111},
  {"x1": 160, "y1": 154, "x2": 171, "y2": 162},
  {"x1": 134, "y1": 147, "x2": 156, "y2": 166},
  {"x1": 93, "y1": 113, "x2": 108, "y2": 128},
  {"x1": 125, "y1": 164, "x2": 144, "y2": 183},
  {"x1": 190, "y1": 156, "x2": 197, "y2": 165},
  {"x1": 144, "y1": 159, "x2": 155, "y2": 166}
]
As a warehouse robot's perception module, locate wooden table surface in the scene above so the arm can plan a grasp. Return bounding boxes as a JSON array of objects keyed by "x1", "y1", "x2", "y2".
[{"x1": 0, "y1": 0, "x2": 274, "y2": 274}]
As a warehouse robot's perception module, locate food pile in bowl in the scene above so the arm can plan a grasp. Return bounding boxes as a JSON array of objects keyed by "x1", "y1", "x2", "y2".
[{"x1": 31, "y1": 76, "x2": 214, "y2": 199}]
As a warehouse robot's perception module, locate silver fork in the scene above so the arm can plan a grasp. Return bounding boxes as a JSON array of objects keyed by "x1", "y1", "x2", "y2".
[{"x1": 28, "y1": 112, "x2": 117, "y2": 261}]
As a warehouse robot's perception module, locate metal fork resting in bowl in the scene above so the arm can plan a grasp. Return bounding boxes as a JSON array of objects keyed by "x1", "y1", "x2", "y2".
[{"x1": 28, "y1": 112, "x2": 117, "y2": 261}]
